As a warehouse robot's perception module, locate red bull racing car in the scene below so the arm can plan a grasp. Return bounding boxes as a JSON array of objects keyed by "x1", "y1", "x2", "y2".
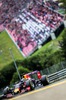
[
  {"x1": 0, "y1": 71, "x2": 49, "y2": 99},
  {"x1": 13, "y1": 70, "x2": 49, "y2": 94}
]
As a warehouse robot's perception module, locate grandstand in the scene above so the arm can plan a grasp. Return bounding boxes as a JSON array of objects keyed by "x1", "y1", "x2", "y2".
[{"x1": 0, "y1": 0, "x2": 64, "y2": 57}]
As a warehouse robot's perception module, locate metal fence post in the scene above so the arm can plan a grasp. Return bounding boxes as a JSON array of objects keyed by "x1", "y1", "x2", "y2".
[
  {"x1": 47, "y1": 67, "x2": 50, "y2": 75},
  {"x1": 9, "y1": 48, "x2": 21, "y2": 81}
]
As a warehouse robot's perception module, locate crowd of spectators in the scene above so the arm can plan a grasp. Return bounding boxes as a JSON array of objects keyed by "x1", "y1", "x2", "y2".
[
  {"x1": 30, "y1": 4, "x2": 63, "y2": 29},
  {"x1": 0, "y1": 0, "x2": 64, "y2": 57},
  {"x1": 38, "y1": 0, "x2": 60, "y2": 10},
  {"x1": 44, "y1": 0, "x2": 59, "y2": 10}
]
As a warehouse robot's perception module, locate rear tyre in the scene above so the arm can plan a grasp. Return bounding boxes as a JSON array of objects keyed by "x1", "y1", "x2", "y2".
[{"x1": 40, "y1": 75, "x2": 49, "y2": 86}]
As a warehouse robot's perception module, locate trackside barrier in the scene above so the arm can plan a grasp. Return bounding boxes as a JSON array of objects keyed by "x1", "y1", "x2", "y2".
[{"x1": 48, "y1": 68, "x2": 66, "y2": 83}]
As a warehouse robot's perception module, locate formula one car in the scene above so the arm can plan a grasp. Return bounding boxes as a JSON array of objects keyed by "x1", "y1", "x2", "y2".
[
  {"x1": 13, "y1": 78, "x2": 35, "y2": 94},
  {"x1": 23, "y1": 71, "x2": 49, "y2": 87}
]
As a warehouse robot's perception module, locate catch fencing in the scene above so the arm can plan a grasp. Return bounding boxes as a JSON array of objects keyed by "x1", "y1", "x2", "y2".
[{"x1": 40, "y1": 61, "x2": 66, "y2": 83}]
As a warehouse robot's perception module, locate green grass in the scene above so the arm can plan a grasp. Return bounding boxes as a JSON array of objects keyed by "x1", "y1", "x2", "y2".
[
  {"x1": 30, "y1": 40, "x2": 59, "y2": 58},
  {"x1": 0, "y1": 31, "x2": 23, "y2": 70}
]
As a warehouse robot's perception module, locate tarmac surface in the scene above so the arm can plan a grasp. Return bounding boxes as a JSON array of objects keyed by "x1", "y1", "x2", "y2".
[{"x1": 10, "y1": 79, "x2": 66, "y2": 100}]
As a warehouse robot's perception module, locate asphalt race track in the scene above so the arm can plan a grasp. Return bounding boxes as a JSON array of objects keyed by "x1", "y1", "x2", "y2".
[{"x1": 9, "y1": 79, "x2": 66, "y2": 100}]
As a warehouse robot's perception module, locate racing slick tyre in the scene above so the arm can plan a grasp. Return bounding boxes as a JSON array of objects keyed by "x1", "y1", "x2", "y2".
[
  {"x1": 25, "y1": 79, "x2": 35, "y2": 90},
  {"x1": 40, "y1": 75, "x2": 49, "y2": 86}
]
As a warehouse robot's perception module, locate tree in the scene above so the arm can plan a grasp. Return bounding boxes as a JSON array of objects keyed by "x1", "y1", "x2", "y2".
[
  {"x1": 61, "y1": 28, "x2": 66, "y2": 60},
  {"x1": 1, "y1": 63, "x2": 16, "y2": 85},
  {"x1": 0, "y1": 73, "x2": 6, "y2": 88},
  {"x1": 21, "y1": 47, "x2": 61, "y2": 70},
  {"x1": 10, "y1": 66, "x2": 30, "y2": 84},
  {"x1": 59, "y1": 0, "x2": 66, "y2": 13}
]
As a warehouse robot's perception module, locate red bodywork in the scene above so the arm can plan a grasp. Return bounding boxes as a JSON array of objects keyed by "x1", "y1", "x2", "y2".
[{"x1": 23, "y1": 71, "x2": 41, "y2": 80}]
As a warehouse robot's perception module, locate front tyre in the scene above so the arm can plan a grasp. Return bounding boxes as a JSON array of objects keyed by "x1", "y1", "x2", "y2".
[
  {"x1": 25, "y1": 80, "x2": 35, "y2": 90},
  {"x1": 29, "y1": 80, "x2": 35, "y2": 90}
]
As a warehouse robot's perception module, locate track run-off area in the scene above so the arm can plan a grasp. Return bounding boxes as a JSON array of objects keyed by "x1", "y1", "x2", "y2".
[{"x1": 9, "y1": 79, "x2": 66, "y2": 100}]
